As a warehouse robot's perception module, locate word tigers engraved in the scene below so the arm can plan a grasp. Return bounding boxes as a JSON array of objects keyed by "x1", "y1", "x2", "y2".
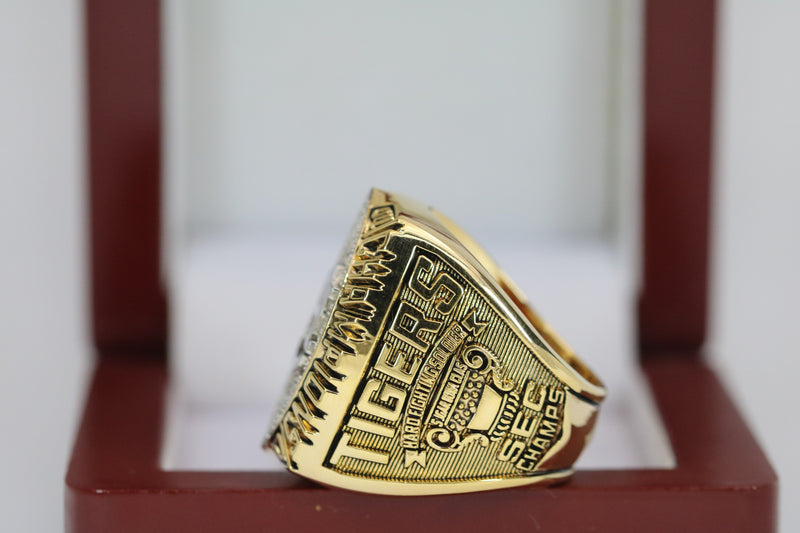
[{"x1": 326, "y1": 248, "x2": 566, "y2": 482}]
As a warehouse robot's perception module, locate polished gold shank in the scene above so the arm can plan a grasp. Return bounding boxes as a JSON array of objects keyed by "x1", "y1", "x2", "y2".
[{"x1": 264, "y1": 189, "x2": 605, "y2": 495}]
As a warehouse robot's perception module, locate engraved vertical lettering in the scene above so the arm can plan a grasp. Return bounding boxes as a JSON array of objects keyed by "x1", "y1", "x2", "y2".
[
  {"x1": 408, "y1": 255, "x2": 464, "y2": 314},
  {"x1": 390, "y1": 301, "x2": 442, "y2": 352},
  {"x1": 330, "y1": 432, "x2": 390, "y2": 465}
]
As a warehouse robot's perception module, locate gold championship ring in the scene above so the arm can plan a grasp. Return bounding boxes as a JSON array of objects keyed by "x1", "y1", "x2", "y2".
[{"x1": 264, "y1": 189, "x2": 605, "y2": 495}]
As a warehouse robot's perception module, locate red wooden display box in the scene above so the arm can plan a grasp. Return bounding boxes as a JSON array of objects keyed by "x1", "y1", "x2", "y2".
[{"x1": 66, "y1": 1, "x2": 777, "y2": 531}]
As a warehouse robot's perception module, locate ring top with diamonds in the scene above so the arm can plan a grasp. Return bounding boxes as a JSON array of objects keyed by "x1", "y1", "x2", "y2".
[{"x1": 264, "y1": 188, "x2": 605, "y2": 495}]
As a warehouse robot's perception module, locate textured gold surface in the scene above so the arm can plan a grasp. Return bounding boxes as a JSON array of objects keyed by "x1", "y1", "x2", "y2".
[{"x1": 264, "y1": 189, "x2": 605, "y2": 495}]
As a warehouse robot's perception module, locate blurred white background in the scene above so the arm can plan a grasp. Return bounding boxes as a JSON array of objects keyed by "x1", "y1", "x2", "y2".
[
  {"x1": 167, "y1": 2, "x2": 613, "y2": 239},
  {"x1": 1, "y1": 1, "x2": 798, "y2": 531}
]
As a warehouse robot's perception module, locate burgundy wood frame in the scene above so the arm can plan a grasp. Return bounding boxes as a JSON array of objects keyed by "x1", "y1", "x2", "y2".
[
  {"x1": 638, "y1": 1, "x2": 716, "y2": 354},
  {"x1": 66, "y1": 355, "x2": 775, "y2": 532},
  {"x1": 67, "y1": 1, "x2": 777, "y2": 531},
  {"x1": 86, "y1": 0, "x2": 167, "y2": 355}
]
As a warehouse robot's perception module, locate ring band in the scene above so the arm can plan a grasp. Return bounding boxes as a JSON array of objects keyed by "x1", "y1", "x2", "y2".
[{"x1": 264, "y1": 189, "x2": 605, "y2": 495}]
